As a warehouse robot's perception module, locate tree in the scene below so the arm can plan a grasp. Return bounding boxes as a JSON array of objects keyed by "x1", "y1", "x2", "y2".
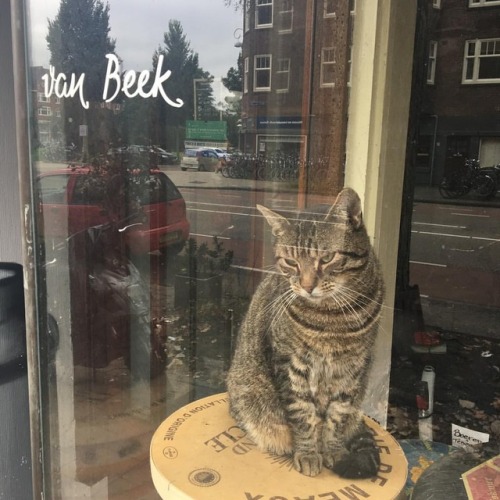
[
  {"x1": 222, "y1": 53, "x2": 243, "y2": 92},
  {"x1": 46, "y1": 0, "x2": 118, "y2": 157},
  {"x1": 151, "y1": 20, "x2": 216, "y2": 149}
]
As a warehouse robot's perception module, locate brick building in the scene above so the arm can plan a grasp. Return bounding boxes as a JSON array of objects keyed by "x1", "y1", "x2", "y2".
[
  {"x1": 31, "y1": 66, "x2": 62, "y2": 146},
  {"x1": 240, "y1": 0, "x2": 355, "y2": 196},
  {"x1": 417, "y1": 0, "x2": 500, "y2": 185}
]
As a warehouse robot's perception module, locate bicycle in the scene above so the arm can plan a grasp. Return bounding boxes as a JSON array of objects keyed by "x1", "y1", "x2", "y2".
[{"x1": 439, "y1": 158, "x2": 498, "y2": 200}]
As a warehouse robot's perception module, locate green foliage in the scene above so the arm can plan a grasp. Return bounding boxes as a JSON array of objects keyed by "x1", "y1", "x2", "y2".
[
  {"x1": 152, "y1": 20, "x2": 216, "y2": 132},
  {"x1": 47, "y1": 0, "x2": 117, "y2": 101},
  {"x1": 222, "y1": 54, "x2": 243, "y2": 92}
]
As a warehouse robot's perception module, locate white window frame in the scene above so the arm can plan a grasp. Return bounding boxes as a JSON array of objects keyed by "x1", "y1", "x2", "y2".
[
  {"x1": 38, "y1": 106, "x2": 52, "y2": 116},
  {"x1": 320, "y1": 47, "x2": 335, "y2": 87},
  {"x1": 255, "y1": 0, "x2": 273, "y2": 29},
  {"x1": 463, "y1": 38, "x2": 500, "y2": 84},
  {"x1": 427, "y1": 41, "x2": 437, "y2": 84},
  {"x1": 244, "y1": 0, "x2": 251, "y2": 32},
  {"x1": 276, "y1": 57, "x2": 290, "y2": 92},
  {"x1": 469, "y1": 0, "x2": 500, "y2": 7},
  {"x1": 278, "y1": 0, "x2": 293, "y2": 33},
  {"x1": 38, "y1": 92, "x2": 50, "y2": 103},
  {"x1": 324, "y1": 0, "x2": 336, "y2": 18},
  {"x1": 244, "y1": 57, "x2": 249, "y2": 93},
  {"x1": 254, "y1": 54, "x2": 272, "y2": 91},
  {"x1": 433, "y1": 0, "x2": 441, "y2": 8}
]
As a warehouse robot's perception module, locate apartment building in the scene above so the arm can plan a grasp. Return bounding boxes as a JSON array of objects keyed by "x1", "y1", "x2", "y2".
[
  {"x1": 240, "y1": 0, "x2": 355, "y2": 196},
  {"x1": 417, "y1": 0, "x2": 500, "y2": 184}
]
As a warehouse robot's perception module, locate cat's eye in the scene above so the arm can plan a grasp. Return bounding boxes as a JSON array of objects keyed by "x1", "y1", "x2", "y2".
[
  {"x1": 283, "y1": 258, "x2": 298, "y2": 268},
  {"x1": 319, "y1": 253, "x2": 335, "y2": 265}
]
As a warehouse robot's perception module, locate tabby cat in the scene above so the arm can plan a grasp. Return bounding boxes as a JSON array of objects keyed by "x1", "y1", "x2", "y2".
[{"x1": 227, "y1": 188, "x2": 384, "y2": 479}]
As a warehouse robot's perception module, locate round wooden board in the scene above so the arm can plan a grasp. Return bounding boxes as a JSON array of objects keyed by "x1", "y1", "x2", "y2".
[{"x1": 151, "y1": 393, "x2": 408, "y2": 500}]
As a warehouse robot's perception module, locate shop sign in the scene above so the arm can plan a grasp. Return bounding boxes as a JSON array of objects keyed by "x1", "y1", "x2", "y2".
[
  {"x1": 256, "y1": 116, "x2": 303, "y2": 129},
  {"x1": 41, "y1": 54, "x2": 184, "y2": 110},
  {"x1": 186, "y1": 120, "x2": 228, "y2": 141}
]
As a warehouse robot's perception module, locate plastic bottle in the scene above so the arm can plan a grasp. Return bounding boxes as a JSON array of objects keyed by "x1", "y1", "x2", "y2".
[{"x1": 419, "y1": 366, "x2": 435, "y2": 418}]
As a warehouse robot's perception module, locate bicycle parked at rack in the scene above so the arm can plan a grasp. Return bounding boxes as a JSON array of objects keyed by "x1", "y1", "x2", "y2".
[{"x1": 439, "y1": 158, "x2": 499, "y2": 199}]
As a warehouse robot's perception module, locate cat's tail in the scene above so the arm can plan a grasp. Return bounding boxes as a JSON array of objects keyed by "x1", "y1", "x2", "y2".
[{"x1": 331, "y1": 428, "x2": 381, "y2": 479}]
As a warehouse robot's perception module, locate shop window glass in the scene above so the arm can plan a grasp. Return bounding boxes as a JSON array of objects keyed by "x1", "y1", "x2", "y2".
[{"x1": 14, "y1": 0, "x2": 500, "y2": 498}]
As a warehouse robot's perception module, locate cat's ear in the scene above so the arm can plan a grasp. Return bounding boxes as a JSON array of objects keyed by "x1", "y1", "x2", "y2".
[
  {"x1": 326, "y1": 187, "x2": 363, "y2": 229},
  {"x1": 257, "y1": 205, "x2": 291, "y2": 237}
]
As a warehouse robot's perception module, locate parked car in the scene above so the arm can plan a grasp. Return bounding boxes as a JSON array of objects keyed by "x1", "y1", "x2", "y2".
[
  {"x1": 207, "y1": 147, "x2": 230, "y2": 160},
  {"x1": 151, "y1": 146, "x2": 179, "y2": 165},
  {"x1": 36, "y1": 166, "x2": 190, "y2": 255},
  {"x1": 107, "y1": 145, "x2": 179, "y2": 167},
  {"x1": 181, "y1": 148, "x2": 201, "y2": 170},
  {"x1": 181, "y1": 148, "x2": 220, "y2": 171}
]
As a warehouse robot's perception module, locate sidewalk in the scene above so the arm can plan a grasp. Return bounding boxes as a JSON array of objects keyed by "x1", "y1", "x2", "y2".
[{"x1": 164, "y1": 167, "x2": 500, "y2": 209}]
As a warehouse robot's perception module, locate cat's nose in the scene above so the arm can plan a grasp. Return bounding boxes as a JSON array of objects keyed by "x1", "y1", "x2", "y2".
[{"x1": 301, "y1": 283, "x2": 316, "y2": 295}]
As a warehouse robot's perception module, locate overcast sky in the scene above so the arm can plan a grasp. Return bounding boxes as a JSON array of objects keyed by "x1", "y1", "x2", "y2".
[{"x1": 27, "y1": 0, "x2": 243, "y2": 81}]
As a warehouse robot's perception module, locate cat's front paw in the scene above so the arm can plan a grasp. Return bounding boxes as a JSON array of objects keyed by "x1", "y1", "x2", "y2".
[
  {"x1": 293, "y1": 451, "x2": 322, "y2": 476},
  {"x1": 322, "y1": 449, "x2": 345, "y2": 470}
]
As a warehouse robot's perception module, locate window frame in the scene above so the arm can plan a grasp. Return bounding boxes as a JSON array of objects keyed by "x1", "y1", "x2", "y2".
[
  {"x1": 427, "y1": 41, "x2": 438, "y2": 84},
  {"x1": 433, "y1": 0, "x2": 441, "y2": 8},
  {"x1": 244, "y1": 56, "x2": 249, "y2": 94},
  {"x1": 277, "y1": 0, "x2": 293, "y2": 33},
  {"x1": 244, "y1": 0, "x2": 251, "y2": 32},
  {"x1": 469, "y1": 0, "x2": 500, "y2": 7},
  {"x1": 320, "y1": 47, "x2": 335, "y2": 87},
  {"x1": 254, "y1": 54, "x2": 272, "y2": 91},
  {"x1": 324, "y1": 0, "x2": 336, "y2": 18},
  {"x1": 255, "y1": 0, "x2": 273, "y2": 29},
  {"x1": 275, "y1": 57, "x2": 290, "y2": 93},
  {"x1": 462, "y1": 38, "x2": 500, "y2": 84},
  {"x1": 38, "y1": 106, "x2": 52, "y2": 116}
]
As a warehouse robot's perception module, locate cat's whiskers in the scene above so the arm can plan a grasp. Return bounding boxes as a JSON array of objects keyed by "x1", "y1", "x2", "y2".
[
  {"x1": 269, "y1": 290, "x2": 297, "y2": 332},
  {"x1": 335, "y1": 286, "x2": 377, "y2": 321},
  {"x1": 332, "y1": 288, "x2": 365, "y2": 327}
]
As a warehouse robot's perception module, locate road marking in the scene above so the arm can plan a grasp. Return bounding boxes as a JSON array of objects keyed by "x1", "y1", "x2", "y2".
[
  {"x1": 413, "y1": 222, "x2": 466, "y2": 229},
  {"x1": 412, "y1": 230, "x2": 500, "y2": 242},
  {"x1": 416, "y1": 230, "x2": 470, "y2": 239},
  {"x1": 450, "y1": 212, "x2": 489, "y2": 218},
  {"x1": 410, "y1": 260, "x2": 447, "y2": 268}
]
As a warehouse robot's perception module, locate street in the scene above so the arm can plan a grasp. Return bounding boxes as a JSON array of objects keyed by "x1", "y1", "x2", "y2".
[{"x1": 165, "y1": 169, "x2": 500, "y2": 313}]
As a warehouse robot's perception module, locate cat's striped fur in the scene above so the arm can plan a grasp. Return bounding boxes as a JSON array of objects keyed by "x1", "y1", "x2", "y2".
[{"x1": 227, "y1": 188, "x2": 384, "y2": 478}]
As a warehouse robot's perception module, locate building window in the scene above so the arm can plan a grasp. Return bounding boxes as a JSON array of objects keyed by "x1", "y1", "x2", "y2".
[
  {"x1": 244, "y1": 0, "x2": 251, "y2": 32},
  {"x1": 278, "y1": 0, "x2": 293, "y2": 33},
  {"x1": 256, "y1": 0, "x2": 273, "y2": 28},
  {"x1": 427, "y1": 41, "x2": 437, "y2": 84},
  {"x1": 320, "y1": 47, "x2": 335, "y2": 87},
  {"x1": 254, "y1": 55, "x2": 272, "y2": 90},
  {"x1": 244, "y1": 57, "x2": 249, "y2": 93},
  {"x1": 469, "y1": 0, "x2": 500, "y2": 6},
  {"x1": 463, "y1": 39, "x2": 500, "y2": 84},
  {"x1": 38, "y1": 92, "x2": 50, "y2": 103},
  {"x1": 38, "y1": 106, "x2": 52, "y2": 116},
  {"x1": 324, "y1": 0, "x2": 336, "y2": 18},
  {"x1": 433, "y1": 0, "x2": 441, "y2": 8},
  {"x1": 276, "y1": 58, "x2": 290, "y2": 92}
]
